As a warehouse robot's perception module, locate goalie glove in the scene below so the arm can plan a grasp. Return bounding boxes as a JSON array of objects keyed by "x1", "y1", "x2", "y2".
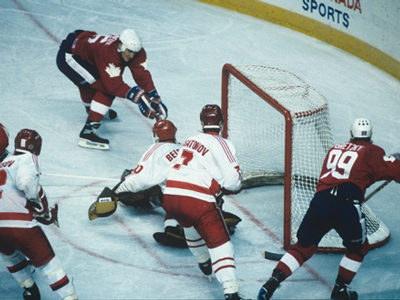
[{"x1": 88, "y1": 187, "x2": 118, "y2": 220}]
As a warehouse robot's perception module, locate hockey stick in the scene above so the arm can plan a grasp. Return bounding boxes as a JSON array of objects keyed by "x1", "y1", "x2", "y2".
[
  {"x1": 262, "y1": 250, "x2": 284, "y2": 261},
  {"x1": 364, "y1": 180, "x2": 390, "y2": 201},
  {"x1": 42, "y1": 172, "x2": 120, "y2": 182}
]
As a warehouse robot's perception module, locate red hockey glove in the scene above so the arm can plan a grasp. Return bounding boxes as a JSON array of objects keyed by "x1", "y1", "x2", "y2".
[
  {"x1": 35, "y1": 204, "x2": 59, "y2": 227},
  {"x1": 25, "y1": 186, "x2": 49, "y2": 215},
  {"x1": 148, "y1": 90, "x2": 168, "y2": 121},
  {"x1": 137, "y1": 95, "x2": 157, "y2": 119}
]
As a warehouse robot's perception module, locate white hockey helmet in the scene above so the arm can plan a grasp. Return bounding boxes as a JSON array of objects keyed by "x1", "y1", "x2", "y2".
[
  {"x1": 350, "y1": 118, "x2": 372, "y2": 139},
  {"x1": 118, "y1": 29, "x2": 142, "y2": 53}
]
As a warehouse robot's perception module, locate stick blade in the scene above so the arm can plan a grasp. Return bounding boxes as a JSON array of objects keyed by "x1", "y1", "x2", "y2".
[{"x1": 262, "y1": 250, "x2": 284, "y2": 261}]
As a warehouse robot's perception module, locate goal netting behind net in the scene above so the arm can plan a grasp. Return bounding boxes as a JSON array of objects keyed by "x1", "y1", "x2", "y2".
[{"x1": 221, "y1": 64, "x2": 390, "y2": 251}]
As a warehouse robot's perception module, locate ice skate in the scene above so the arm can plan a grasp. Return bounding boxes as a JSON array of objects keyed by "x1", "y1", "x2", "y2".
[
  {"x1": 23, "y1": 282, "x2": 40, "y2": 300},
  {"x1": 258, "y1": 270, "x2": 285, "y2": 300},
  {"x1": 331, "y1": 280, "x2": 358, "y2": 300},
  {"x1": 79, "y1": 121, "x2": 109, "y2": 150}
]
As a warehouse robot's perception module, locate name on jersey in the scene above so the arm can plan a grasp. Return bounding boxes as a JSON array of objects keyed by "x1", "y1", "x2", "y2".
[
  {"x1": 183, "y1": 140, "x2": 209, "y2": 156},
  {"x1": 334, "y1": 143, "x2": 364, "y2": 152},
  {"x1": 165, "y1": 149, "x2": 180, "y2": 162},
  {"x1": 0, "y1": 160, "x2": 15, "y2": 168}
]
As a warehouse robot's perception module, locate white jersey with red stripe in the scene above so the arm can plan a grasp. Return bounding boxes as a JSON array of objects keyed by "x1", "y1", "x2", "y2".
[
  {"x1": 115, "y1": 142, "x2": 181, "y2": 194},
  {"x1": 164, "y1": 132, "x2": 242, "y2": 202},
  {"x1": 0, "y1": 152, "x2": 40, "y2": 228}
]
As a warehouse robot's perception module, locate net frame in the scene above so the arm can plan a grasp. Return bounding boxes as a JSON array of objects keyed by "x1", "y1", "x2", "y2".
[{"x1": 221, "y1": 63, "x2": 390, "y2": 252}]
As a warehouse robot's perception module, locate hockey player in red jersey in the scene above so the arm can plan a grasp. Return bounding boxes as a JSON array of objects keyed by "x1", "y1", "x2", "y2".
[
  {"x1": 162, "y1": 104, "x2": 244, "y2": 300},
  {"x1": 56, "y1": 29, "x2": 167, "y2": 150},
  {"x1": 258, "y1": 118, "x2": 400, "y2": 300},
  {"x1": 0, "y1": 126, "x2": 78, "y2": 300}
]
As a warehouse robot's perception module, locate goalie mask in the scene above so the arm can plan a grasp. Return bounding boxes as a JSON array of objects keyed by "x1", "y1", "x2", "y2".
[
  {"x1": 0, "y1": 124, "x2": 9, "y2": 155},
  {"x1": 15, "y1": 129, "x2": 42, "y2": 156},
  {"x1": 153, "y1": 120, "x2": 177, "y2": 143},
  {"x1": 350, "y1": 118, "x2": 372, "y2": 140},
  {"x1": 200, "y1": 104, "x2": 224, "y2": 131},
  {"x1": 118, "y1": 29, "x2": 142, "y2": 53}
]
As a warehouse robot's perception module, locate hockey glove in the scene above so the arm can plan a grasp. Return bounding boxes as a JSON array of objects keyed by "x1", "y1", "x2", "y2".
[
  {"x1": 25, "y1": 186, "x2": 49, "y2": 215},
  {"x1": 35, "y1": 205, "x2": 59, "y2": 227},
  {"x1": 138, "y1": 96, "x2": 157, "y2": 119},
  {"x1": 148, "y1": 89, "x2": 168, "y2": 121},
  {"x1": 155, "y1": 102, "x2": 168, "y2": 121},
  {"x1": 88, "y1": 187, "x2": 118, "y2": 220},
  {"x1": 120, "y1": 169, "x2": 133, "y2": 181},
  {"x1": 391, "y1": 152, "x2": 400, "y2": 160},
  {"x1": 126, "y1": 86, "x2": 146, "y2": 103}
]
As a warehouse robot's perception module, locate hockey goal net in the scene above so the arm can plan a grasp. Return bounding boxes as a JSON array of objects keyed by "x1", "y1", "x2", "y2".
[{"x1": 221, "y1": 63, "x2": 390, "y2": 251}]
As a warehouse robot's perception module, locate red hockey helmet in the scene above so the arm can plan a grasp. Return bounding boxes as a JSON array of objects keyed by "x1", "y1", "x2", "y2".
[
  {"x1": 200, "y1": 104, "x2": 224, "y2": 131},
  {"x1": 14, "y1": 129, "x2": 42, "y2": 156},
  {"x1": 0, "y1": 124, "x2": 9, "y2": 155},
  {"x1": 152, "y1": 120, "x2": 177, "y2": 142}
]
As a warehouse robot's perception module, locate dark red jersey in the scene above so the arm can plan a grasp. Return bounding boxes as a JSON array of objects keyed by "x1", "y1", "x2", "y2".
[
  {"x1": 71, "y1": 31, "x2": 156, "y2": 98},
  {"x1": 316, "y1": 141, "x2": 400, "y2": 194}
]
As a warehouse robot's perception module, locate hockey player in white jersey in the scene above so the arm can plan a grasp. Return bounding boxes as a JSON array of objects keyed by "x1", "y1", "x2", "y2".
[
  {"x1": 162, "y1": 104, "x2": 243, "y2": 300},
  {"x1": 88, "y1": 119, "x2": 242, "y2": 248},
  {"x1": 0, "y1": 125, "x2": 78, "y2": 300},
  {"x1": 88, "y1": 119, "x2": 183, "y2": 240}
]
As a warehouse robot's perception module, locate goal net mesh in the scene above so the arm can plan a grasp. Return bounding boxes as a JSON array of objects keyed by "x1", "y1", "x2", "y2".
[{"x1": 222, "y1": 64, "x2": 390, "y2": 250}]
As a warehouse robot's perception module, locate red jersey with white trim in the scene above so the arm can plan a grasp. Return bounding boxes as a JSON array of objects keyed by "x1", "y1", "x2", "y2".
[
  {"x1": 164, "y1": 132, "x2": 242, "y2": 203},
  {"x1": 72, "y1": 31, "x2": 156, "y2": 98},
  {"x1": 0, "y1": 152, "x2": 41, "y2": 228},
  {"x1": 115, "y1": 142, "x2": 181, "y2": 194},
  {"x1": 317, "y1": 141, "x2": 400, "y2": 194}
]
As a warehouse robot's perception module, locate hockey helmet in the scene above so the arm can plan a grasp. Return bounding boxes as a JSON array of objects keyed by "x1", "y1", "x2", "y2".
[
  {"x1": 152, "y1": 120, "x2": 177, "y2": 143},
  {"x1": 0, "y1": 124, "x2": 9, "y2": 155},
  {"x1": 14, "y1": 129, "x2": 42, "y2": 156},
  {"x1": 118, "y1": 29, "x2": 142, "y2": 53},
  {"x1": 200, "y1": 104, "x2": 224, "y2": 131},
  {"x1": 350, "y1": 118, "x2": 372, "y2": 140}
]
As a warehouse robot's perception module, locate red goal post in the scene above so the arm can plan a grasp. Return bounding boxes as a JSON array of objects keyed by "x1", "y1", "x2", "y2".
[{"x1": 221, "y1": 63, "x2": 390, "y2": 252}]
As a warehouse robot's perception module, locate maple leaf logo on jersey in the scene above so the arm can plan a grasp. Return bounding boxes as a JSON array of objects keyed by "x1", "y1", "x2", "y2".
[{"x1": 105, "y1": 63, "x2": 121, "y2": 78}]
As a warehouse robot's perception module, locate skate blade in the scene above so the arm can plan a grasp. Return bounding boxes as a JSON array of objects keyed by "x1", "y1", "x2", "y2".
[{"x1": 78, "y1": 138, "x2": 109, "y2": 150}]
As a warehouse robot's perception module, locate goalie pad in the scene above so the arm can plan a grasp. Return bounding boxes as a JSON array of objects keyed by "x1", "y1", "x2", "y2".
[
  {"x1": 88, "y1": 187, "x2": 118, "y2": 220},
  {"x1": 153, "y1": 225, "x2": 187, "y2": 248},
  {"x1": 153, "y1": 211, "x2": 242, "y2": 248},
  {"x1": 222, "y1": 211, "x2": 242, "y2": 235},
  {"x1": 117, "y1": 185, "x2": 162, "y2": 208}
]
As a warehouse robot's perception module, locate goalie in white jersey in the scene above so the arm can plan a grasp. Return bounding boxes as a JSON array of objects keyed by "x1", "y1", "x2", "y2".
[
  {"x1": 162, "y1": 104, "x2": 243, "y2": 300},
  {"x1": 88, "y1": 119, "x2": 242, "y2": 248},
  {"x1": 88, "y1": 120, "x2": 184, "y2": 241},
  {"x1": 0, "y1": 125, "x2": 78, "y2": 300}
]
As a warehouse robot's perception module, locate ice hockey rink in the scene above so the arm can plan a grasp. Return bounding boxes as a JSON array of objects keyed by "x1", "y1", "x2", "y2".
[{"x1": 1, "y1": 0, "x2": 400, "y2": 299}]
